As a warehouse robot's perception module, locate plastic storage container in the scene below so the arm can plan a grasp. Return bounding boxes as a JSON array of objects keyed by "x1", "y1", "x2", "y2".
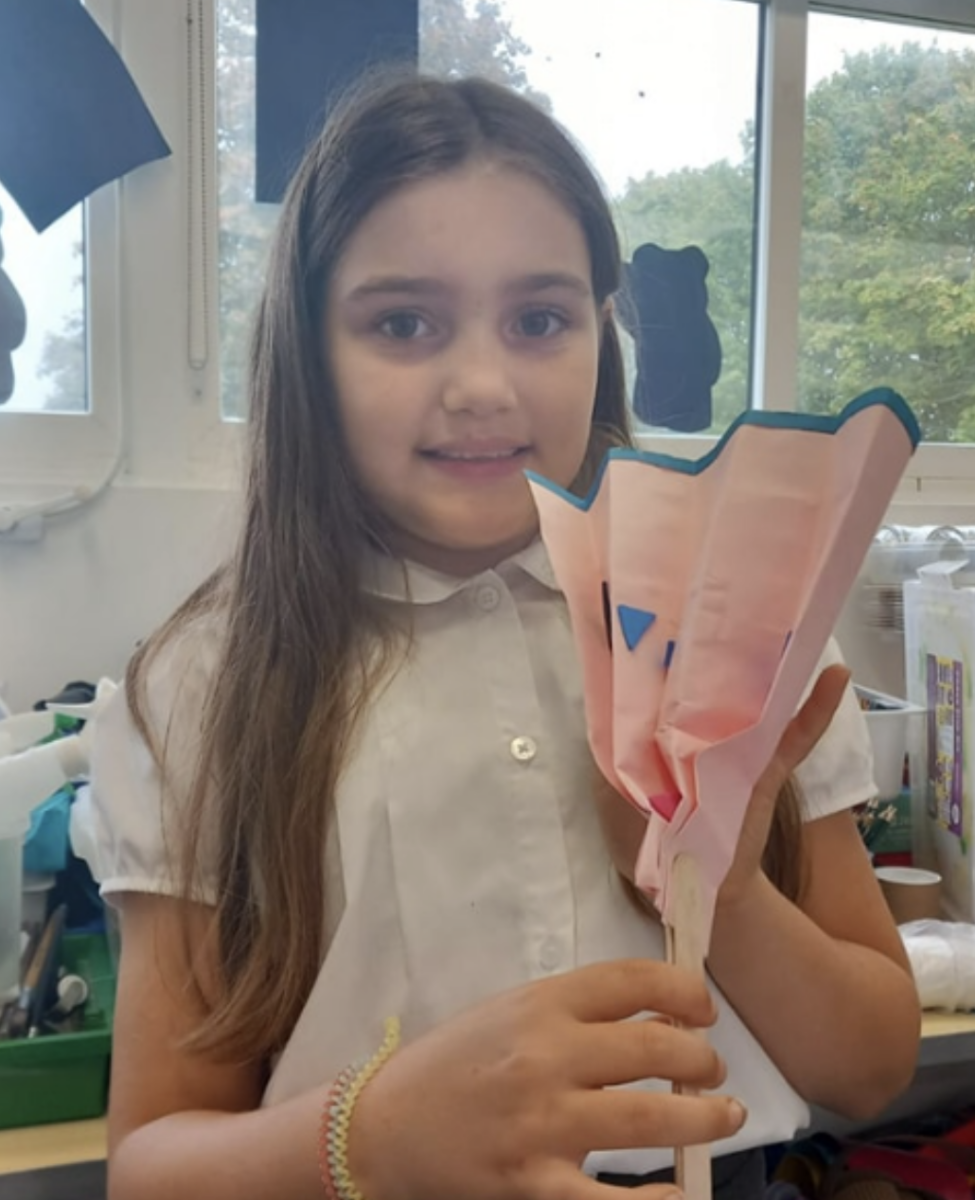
[
  {"x1": 0, "y1": 931, "x2": 116, "y2": 1128},
  {"x1": 854, "y1": 684, "x2": 925, "y2": 800}
]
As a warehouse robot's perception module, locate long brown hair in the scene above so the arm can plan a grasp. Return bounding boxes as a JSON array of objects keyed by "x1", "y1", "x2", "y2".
[{"x1": 127, "y1": 71, "x2": 634, "y2": 1063}]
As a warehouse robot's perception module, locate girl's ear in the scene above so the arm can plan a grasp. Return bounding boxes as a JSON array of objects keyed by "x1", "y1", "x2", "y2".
[{"x1": 601, "y1": 296, "x2": 615, "y2": 322}]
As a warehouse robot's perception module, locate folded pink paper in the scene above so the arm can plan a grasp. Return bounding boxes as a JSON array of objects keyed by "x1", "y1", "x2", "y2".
[{"x1": 527, "y1": 388, "x2": 920, "y2": 931}]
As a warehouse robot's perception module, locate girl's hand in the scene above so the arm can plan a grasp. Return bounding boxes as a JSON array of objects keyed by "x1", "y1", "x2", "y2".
[
  {"x1": 592, "y1": 665, "x2": 851, "y2": 900},
  {"x1": 717, "y1": 664, "x2": 850, "y2": 910},
  {"x1": 347, "y1": 959, "x2": 746, "y2": 1200}
]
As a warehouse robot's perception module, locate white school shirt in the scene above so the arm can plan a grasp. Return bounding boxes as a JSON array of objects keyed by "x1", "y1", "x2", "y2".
[{"x1": 82, "y1": 538, "x2": 877, "y2": 1176}]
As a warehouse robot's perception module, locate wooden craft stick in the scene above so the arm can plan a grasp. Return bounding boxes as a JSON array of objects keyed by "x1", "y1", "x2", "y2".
[{"x1": 665, "y1": 853, "x2": 712, "y2": 1200}]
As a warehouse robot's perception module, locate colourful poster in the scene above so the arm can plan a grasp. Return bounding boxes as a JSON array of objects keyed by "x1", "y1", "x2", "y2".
[{"x1": 927, "y1": 654, "x2": 964, "y2": 838}]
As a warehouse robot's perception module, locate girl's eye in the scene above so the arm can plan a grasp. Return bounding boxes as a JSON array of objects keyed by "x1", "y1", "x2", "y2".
[
  {"x1": 377, "y1": 311, "x2": 431, "y2": 340},
  {"x1": 516, "y1": 308, "x2": 567, "y2": 338}
]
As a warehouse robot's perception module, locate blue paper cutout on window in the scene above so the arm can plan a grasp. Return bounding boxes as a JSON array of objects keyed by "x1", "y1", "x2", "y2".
[
  {"x1": 0, "y1": 207, "x2": 26, "y2": 404},
  {"x1": 618, "y1": 243, "x2": 721, "y2": 433},
  {"x1": 255, "y1": 0, "x2": 418, "y2": 203},
  {"x1": 617, "y1": 605, "x2": 656, "y2": 652},
  {"x1": 0, "y1": 0, "x2": 171, "y2": 232},
  {"x1": 664, "y1": 639, "x2": 677, "y2": 670}
]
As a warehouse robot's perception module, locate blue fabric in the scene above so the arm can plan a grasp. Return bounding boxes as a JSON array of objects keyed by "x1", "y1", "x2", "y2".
[{"x1": 23, "y1": 785, "x2": 74, "y2": 874}]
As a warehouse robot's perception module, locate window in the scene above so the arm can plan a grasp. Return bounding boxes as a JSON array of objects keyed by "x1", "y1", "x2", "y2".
[
  {"x1": 0, "y1": 184, "x2": 87, "y2": 415},
  {"x1": 213, "y1": 0, "x2": 975, "y2": 468},
  {"x1": 0, "y1": 0, "x2": 127, "y2": 493}
]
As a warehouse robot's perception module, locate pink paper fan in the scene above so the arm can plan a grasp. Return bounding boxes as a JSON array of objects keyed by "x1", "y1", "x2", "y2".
[{"x1": 528, "y1": 388, "x2": 920, "y2": 931}]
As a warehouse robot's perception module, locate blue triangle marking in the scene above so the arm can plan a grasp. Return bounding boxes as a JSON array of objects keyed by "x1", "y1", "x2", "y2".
[{"x1": 617, "y1": 604, "x2": 656, "y2": 651}]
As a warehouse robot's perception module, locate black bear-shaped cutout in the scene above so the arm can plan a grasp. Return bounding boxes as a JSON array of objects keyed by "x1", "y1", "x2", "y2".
[{"x1": 619, "y1": 243, "x2": 721, "y2": 433}]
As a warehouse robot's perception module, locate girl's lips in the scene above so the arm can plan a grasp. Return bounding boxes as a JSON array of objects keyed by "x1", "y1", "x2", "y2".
[
  {"x1": 421, "y1": 444, "x2": 531, "y2": 480},
  {"x1": 423, "y1": 440, "x2": 528, "y2": 458}
]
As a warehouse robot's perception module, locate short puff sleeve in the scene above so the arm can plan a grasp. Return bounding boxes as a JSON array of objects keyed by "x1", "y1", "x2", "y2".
[{"x1": 74, "y1": 620, "x2": 222, "y2": 905}]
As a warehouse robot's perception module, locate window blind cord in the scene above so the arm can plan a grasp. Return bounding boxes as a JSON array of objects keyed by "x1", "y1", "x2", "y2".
[{"x1": 187, "y1": 0, "x2": 210, "y2": 381}]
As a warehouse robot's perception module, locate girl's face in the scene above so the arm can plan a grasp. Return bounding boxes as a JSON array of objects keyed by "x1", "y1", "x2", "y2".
[{"x1": 325, "y1": 162, "x2": 604, "y2": 576}]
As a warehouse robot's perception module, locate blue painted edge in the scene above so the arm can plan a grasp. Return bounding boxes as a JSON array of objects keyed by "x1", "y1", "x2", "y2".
[{"x1": 525, "y1": 386, "x2": 921, "y2": 512}]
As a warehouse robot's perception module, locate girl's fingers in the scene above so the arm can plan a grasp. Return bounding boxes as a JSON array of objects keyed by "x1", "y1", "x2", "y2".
[
  {"x1": 565, "y1": 1086, "x2": 746, "y2": 1154},
  {"x1": 557, "y1": 959, "x2": 717, "y2": 1029},
  {"x1": 573, "y1": 1017, "x2": 726, "y2": 1090},
  {"x1": 535, "y1": 1161, "x2": 683, "y2": 1200},
  {"x1": 753, "y1": 664, "x2": 850, "y2": 805}
]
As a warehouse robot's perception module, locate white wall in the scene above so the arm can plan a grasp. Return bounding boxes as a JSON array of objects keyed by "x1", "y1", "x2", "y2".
[{"x1": 0, "y1": 487, "x2": 238, "y2": 712}]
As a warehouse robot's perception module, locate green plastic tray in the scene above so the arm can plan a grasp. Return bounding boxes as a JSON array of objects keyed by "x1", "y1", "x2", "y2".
[{"x1": 0, "y1": 932, "x2": 116, "y2": 1129}]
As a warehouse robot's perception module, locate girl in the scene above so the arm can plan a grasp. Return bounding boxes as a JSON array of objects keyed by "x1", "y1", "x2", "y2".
[{"x1": 84, "y1": 72, "x2": 919, "y2": 1200}]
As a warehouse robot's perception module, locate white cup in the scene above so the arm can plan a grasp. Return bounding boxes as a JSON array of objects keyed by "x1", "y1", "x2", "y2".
[{"x1": 875, "y1": 865, "x2": 942, "y2": 924}]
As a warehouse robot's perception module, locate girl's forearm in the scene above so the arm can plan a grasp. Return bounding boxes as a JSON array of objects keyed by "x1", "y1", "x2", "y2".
[
  {"x1": 109, "y1": 1085, "x2": 328, "y2": 1200},
  {"x1": 706, "y1": 872, "x2": 920, "y2": 1119}
]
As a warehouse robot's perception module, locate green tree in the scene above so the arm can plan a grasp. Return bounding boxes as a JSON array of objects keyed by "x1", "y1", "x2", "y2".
[
  {"x1": 37, "y1": 243, "x2": 86, "y2": 412},
  {"x1": 799, "y1": 43, "x2": 975, "y2": 441},
  {"x1": 37, "y1": 309, "x2": 86, "y2": 412},
  {"x1": 420, "y1": 0, "x2": 550, "y2": 111}
]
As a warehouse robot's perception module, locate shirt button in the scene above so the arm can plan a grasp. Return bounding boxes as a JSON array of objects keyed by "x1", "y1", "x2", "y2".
[
  {"x1": 538, "y1": 937, "x2": 563, "y2": 971},
  {"x1": 474, "y1": 585, "x2": 500, "y2": 612},
  {"x1": 510, "y1": 735, "x2": 537, "y2": 763}
]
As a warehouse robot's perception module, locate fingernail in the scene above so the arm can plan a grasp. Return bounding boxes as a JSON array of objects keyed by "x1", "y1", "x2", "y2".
[{"x1": 729, "y1": 1098, "x2": 748, "y2": 1127}]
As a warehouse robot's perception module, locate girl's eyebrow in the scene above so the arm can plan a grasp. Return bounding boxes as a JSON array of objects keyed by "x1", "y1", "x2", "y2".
[
  {"x1": 344, "y1": 276, "x2": 446, "y2": 302},
  {"x1": 507, "y1": 271, "x2": 593, "y2": 298},
  {"x1": 343, "y1": 271, "x2": 593, "y2": 303}
]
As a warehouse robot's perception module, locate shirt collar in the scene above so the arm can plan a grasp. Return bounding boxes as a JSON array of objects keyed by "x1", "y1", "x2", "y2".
[{"x1": 362, "y1": 537, "x2": 561, "y2": 604}]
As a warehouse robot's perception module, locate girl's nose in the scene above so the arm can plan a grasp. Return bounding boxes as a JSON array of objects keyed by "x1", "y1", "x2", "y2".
[{"x1": 440, "y1": 331, "x2": 517, "y2": 415}]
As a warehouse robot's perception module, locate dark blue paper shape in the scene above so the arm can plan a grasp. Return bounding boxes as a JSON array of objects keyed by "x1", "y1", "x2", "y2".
[
  {"x1": 619, "y1": 243, "x2": 721, "y2": 434},
  {"x1": 617, "y1": 604, "x2": 656, "y2": 652},
  {"x1": 664, "y1": 639, "x2": 677, "y2": 670},
  {"x1": 0, "y1": 210, "x2": 27, "y2": 404},
  {"x1": 0, "y1": 0, "x2": 171, "y2": 232},
  {"x1": 256, "y1": 0, "x2": 418, "y2": 203}
]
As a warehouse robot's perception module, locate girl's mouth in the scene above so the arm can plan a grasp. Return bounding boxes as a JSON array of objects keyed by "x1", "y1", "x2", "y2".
[{"x1": 421, "y1": 444, "x2": 530, "y2": 479}]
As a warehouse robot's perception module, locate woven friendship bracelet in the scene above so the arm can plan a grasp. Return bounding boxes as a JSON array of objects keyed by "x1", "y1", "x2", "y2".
[{"x1": 318, "y1": 1017, "x2": 402, "y2": 1200}]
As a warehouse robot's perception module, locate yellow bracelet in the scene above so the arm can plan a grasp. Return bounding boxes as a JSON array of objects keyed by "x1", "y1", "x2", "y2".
[{"x1": 319, "y1": 1017, "x2": 402, "y2": 1200}]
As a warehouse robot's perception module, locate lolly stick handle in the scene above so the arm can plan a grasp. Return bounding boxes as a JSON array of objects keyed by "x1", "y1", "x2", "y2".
[{"x1": 665, "y1": 853, "x2": 712, "y2": 1200}]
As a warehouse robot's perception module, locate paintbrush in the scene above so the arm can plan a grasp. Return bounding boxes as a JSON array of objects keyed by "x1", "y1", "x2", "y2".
[{"x1": 7, "y1": 903, "x2": 67, "y2": 1039}]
